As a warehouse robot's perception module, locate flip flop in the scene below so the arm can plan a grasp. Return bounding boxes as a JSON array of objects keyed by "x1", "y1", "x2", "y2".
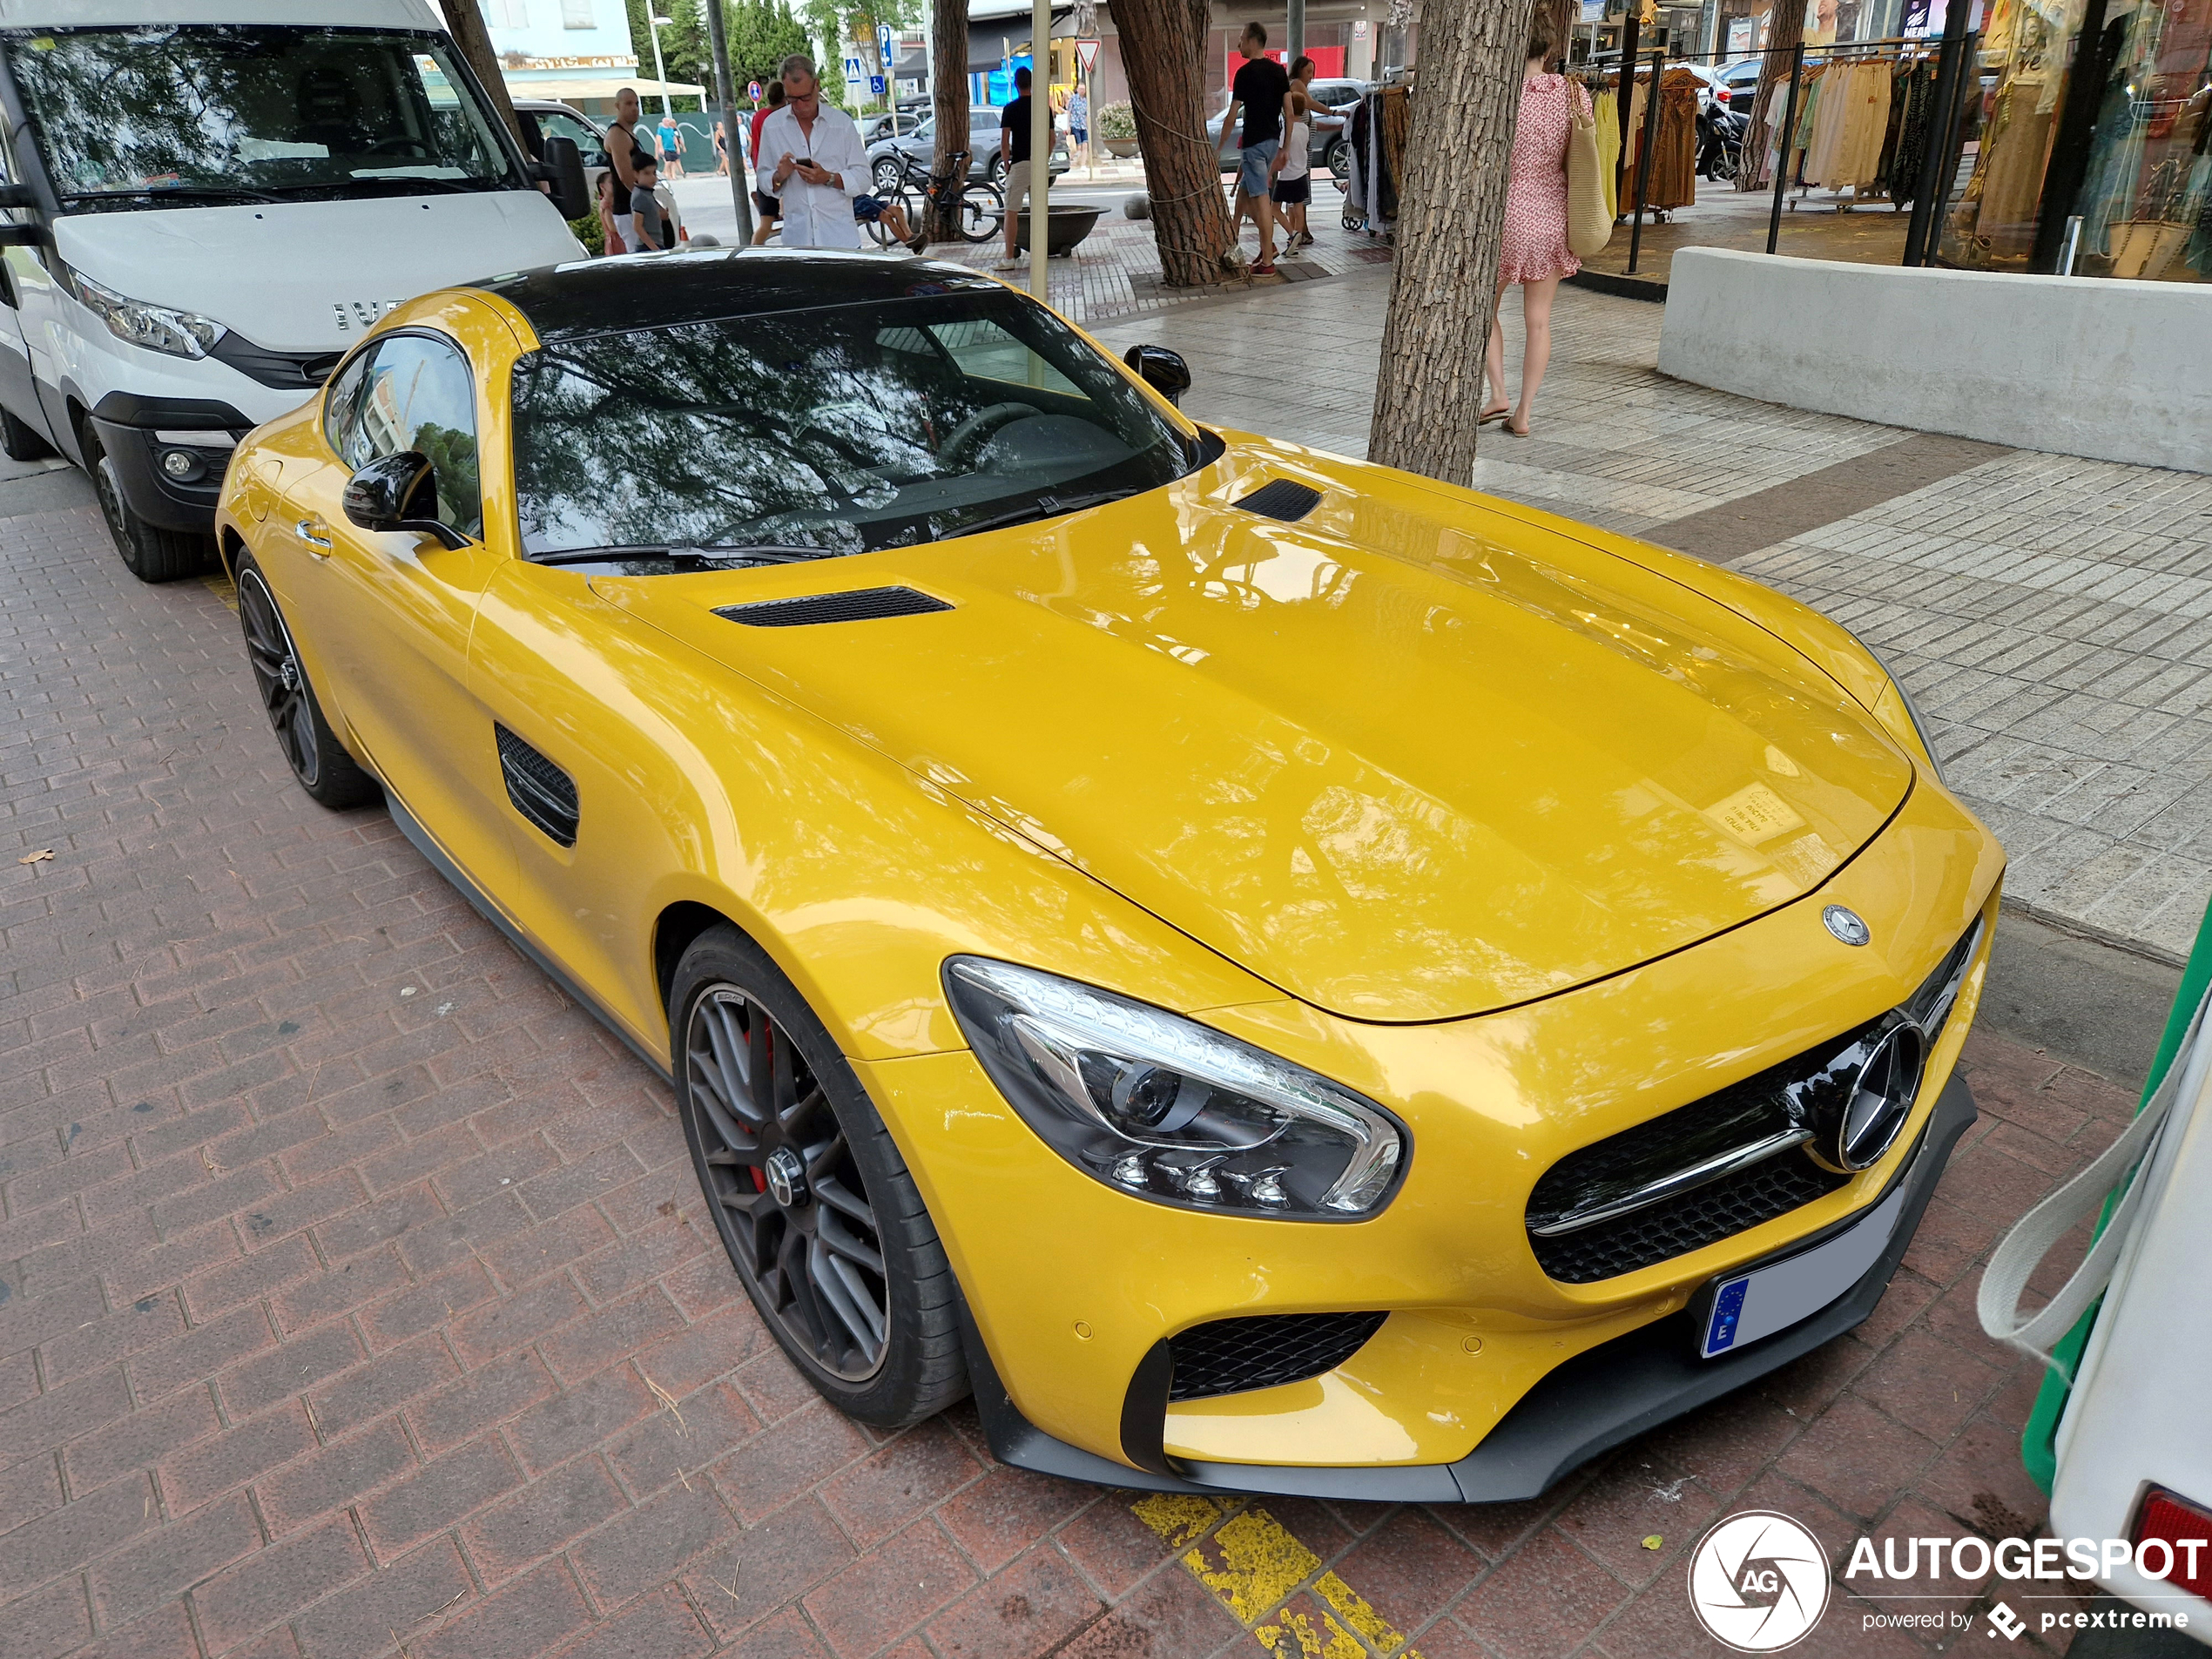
[{"x1": 1477, "y1": 407, "x2": 1511, "y2": 425}]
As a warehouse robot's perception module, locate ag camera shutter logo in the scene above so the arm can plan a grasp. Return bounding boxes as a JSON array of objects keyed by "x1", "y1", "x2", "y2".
[{"x1": 1688, "y1": 1511, "x2": 1832, "y2": 1651}]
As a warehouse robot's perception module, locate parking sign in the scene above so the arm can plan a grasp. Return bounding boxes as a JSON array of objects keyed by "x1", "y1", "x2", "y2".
[{"x1": 869, "y1": 74, "x2": 886, "y2": 95}]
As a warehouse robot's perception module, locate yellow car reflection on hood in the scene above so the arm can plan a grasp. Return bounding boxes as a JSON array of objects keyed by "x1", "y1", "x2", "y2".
[{"x1": 214, "y1": 249, "x2": 2000, "y2": 1503}]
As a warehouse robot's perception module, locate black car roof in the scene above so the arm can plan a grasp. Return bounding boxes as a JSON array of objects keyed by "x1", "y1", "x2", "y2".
[{"x1": 470, "y1": 247, "x2": 1007, "y2": 342}]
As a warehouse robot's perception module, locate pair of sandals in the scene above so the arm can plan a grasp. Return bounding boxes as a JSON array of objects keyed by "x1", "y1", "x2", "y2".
[{"x1": 1479, "y1": 405, "x2": 1530, "y2": 436}]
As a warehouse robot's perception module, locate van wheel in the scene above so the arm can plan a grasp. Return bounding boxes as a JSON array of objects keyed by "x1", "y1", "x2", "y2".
[
  {"x1": 84, "y1": 427, "x2": 212, "y2": 583},
  {"x1": 0, "y1": 406, "x2": 52, "y2": 462}
]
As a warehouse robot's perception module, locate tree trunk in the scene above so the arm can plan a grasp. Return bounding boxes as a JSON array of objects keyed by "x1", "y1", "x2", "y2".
[
  {"x1": 444, "y1": 0, "x2": 526, "y2": 148},
  {"x1": 929, "y1": 0, "x2": 972, "y2": 239},
  {"x1": 1367, "y1": 0, "x2": 1534, "y2": 483},
  {"x1": 1737, "y1": 0, "x2": 1804, "y2": 190},
  {"x1": 1114, "y1": 0, "x2": 1238, "y2": 287}
]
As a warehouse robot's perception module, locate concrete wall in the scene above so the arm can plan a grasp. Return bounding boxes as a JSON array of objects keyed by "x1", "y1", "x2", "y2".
[{"x1": 1656, "y1": 249, "x2": 2212, "y2": 475}]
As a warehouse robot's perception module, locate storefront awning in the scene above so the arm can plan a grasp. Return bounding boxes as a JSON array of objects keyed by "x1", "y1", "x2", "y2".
[{"x1": 502, "y1": 74, "x2": 706, "y2": 102}]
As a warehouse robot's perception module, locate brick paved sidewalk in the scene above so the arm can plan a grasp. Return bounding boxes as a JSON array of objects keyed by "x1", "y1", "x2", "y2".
[{"x1": 0, "y1": 490, "x2": 2150, "y2": 1658}]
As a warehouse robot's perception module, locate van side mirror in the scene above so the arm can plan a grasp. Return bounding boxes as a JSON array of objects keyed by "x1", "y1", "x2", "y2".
[
  {"x1": 0, "y1": 223, "x2": 37, "y2": 247},
  {"x1": 0, "y1": 183, "x2": 35, "y2": 210},
  {"x1": 1123, "y1": 343, "x2": 1192, "y2": 407},
  {"x1": 342, "y1": 452, "x2": 469, "y2": 549},
  {"x1": 536, "y1": 135, "x2": 590, "y2": 221}
]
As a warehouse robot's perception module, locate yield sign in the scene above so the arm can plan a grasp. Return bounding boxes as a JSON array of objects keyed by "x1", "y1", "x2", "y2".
[{"x1": 1074, "y1": 37, "x2": 1102, "y2": 73}]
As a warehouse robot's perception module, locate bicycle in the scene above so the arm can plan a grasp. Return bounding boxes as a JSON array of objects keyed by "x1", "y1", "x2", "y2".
[{"x1": 869, "y1": 147, "x2": 1002, "y2": 247}]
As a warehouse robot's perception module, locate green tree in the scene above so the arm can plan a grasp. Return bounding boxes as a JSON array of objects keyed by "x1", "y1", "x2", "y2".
[
  {"x1": 799, "y1": 0, "x2": 921, "y2": 115},
  {"x1": 724, "y1": 0, "x2": 812, "y2": 91},
  {"x1": 622, "y1": 0, "x2": 710, "y2": 106}
]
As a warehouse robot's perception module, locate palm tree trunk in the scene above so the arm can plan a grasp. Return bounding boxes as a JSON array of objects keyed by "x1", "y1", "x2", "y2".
[
  {"x1": 446, "y1": 0, "x2": 526, "y2": 148},
  {"x1": 1115, "y1": 0, "x2": 1240, "y2": 287},
  {"x1": 1738, "y1": 0, "x2": 1806, "y2": 191},
  {"x1": 1367, "y1": 0, "x2": 1535, "y2": 483},
  {"x1": 929, "y1": 0, "x2": 973, "y2": 240}
]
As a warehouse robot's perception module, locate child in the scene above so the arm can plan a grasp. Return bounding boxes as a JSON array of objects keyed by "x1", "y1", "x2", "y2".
[
  {"x1": 595, "y1": 170, "x2": 627, "y2": 255},
  {"x1": 1268, "y1": 88, "x2": 1313, "y2": 253},
  {"x1": 629, "y1": 157, "x2": 662, "y2": 251},
  {"x1": 852, "y1": 192, "x2": 928, "y2": 254}
]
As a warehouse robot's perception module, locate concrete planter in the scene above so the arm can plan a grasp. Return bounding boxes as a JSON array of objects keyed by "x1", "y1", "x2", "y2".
[
  {"x1": 1103, "y1": 137, "x2": 1140, "y2": 158},
  {"x1": 1015, "y1": 204, "x2": 1105, "y2": 256}
]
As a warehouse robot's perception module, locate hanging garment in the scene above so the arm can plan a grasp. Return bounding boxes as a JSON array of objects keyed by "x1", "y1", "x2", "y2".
[
  {"x1": 1976, "y1": 71, "x2": 2056, "y2": 238},
  {"x1": 1592, "y1": 79, "x2": 1622, "y2": 219},
  {"x1": 1802, "y1": 65, "x2": 1851, "y2": 185},
  {"x1": 1622, "y1": 67, "x2": 1697, "y2": 211},
  {"x1": 1890, "y1": 58, "x2": 1937, "y2": 207},
  {"x1": 1877, "y1": 59, "x2": 1914, "y2": 192},
  {"x1": 1347, "y1": 96, "x2": 1370, "y2": 217}
]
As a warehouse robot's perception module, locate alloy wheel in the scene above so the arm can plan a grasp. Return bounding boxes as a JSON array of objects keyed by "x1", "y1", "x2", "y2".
[
  {"x1": 237, "y1": 569, "x2": 321, "y2": 786},
  {"x1": 686, "y1": 985, "x2": 889, "y2": 1380}
]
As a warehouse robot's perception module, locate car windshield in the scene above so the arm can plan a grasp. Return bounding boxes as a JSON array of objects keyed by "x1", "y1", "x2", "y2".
[
  {"x1": 510, "y1": 287, "x2": 1198, "y2": 561},
  {"x1": 7, "y1": 25, "x2": 524, "y2": 209}
]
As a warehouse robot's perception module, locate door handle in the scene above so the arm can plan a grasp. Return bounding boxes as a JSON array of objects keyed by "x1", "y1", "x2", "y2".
[{"x1": 293, "y1": 516, "x2": 332, "y2": 556}]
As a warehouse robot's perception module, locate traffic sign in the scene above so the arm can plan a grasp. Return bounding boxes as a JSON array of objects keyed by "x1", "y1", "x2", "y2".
[
  {"x1": 879, "y1": 36, "x2": 895, "y2": 67},
  {"x1": 747, "y1": 78, "x2": 762, "y2": 100},
  {"x1": 841, "y1": 53, "x2": 866, "y2": 84},
  {"x1": 1074, "y1": 37, "x2": 1101, "y2": 73},
  {"x1": 869, "y1": 74, "x2": 886, "y2": 95}
]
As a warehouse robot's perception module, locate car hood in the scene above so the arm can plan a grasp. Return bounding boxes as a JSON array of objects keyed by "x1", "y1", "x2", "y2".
[
  {"x1": 53, "y1": 193, "x2": 583, "y2": 354},
  {"x1": 593, "y1": 448, "x2": 1912, "y2": 1022}
]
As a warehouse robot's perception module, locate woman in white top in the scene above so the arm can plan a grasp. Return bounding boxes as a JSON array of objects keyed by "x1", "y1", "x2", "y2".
[{"x1": 1269, "y1": 59, "x2": 1319, "y2": 252}]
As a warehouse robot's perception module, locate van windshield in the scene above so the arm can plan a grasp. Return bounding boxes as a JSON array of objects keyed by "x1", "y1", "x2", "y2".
[{"x1": 6, "y1": 25, "x2": 526, "y2": 210}]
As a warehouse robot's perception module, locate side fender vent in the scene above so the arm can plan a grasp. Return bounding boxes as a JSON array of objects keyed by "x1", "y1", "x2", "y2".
[
  {"x1": 495, "y1": 724, "x2": 579, "y2": 847},
  {"x1": 1233, "y1": 479, "x2": 1323, "y2": 523},
  {"x1": 716, "y1": 586, "x2": 952, "y2": 628}
]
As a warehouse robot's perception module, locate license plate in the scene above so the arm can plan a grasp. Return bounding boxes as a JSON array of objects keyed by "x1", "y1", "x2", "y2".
[{"x1": 1699, "y1": 1181, "x2": 1909, "y2": 1359}]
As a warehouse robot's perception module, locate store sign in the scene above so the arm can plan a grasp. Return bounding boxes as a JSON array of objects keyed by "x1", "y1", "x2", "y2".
[
  {"x1": 1580, "y1": 0, "x2": 1605, "y2": 18},
  {"x1": 1726, "y1": 16, "x2": 1752, "y2": 47},
  {"x1": 1075, "y1": 37, "x2": 1101, "y2": 72},
  {"x1": 1352, "y1": 19, "x2": 1368, "y2": 37}
]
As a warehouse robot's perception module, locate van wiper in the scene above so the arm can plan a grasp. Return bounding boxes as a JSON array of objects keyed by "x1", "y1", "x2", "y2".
[
  {"x1": 942, "y1": 487, "x2": 1136, "y2": 540},
  {"x1": 529, "y1": 543, "x2": 837, "y2": 568},
  {"x1": 63, "y1": 185, "x2": 281, "y2": 205}
]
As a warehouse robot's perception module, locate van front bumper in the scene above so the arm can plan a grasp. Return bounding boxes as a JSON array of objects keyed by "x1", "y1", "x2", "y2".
[{"x1": 88, "y1": 393, "x2": 254, "y2": 533}]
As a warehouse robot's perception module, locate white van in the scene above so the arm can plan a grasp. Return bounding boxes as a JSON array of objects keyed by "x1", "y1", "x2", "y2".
[{"x1": 0, "y1": 2, "x2": 590, "y2": 580}]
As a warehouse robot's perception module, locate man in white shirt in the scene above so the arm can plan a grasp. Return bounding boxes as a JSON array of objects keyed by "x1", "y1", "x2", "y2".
[{"x1": 754, "y1": 56, "x2": 866, "y2": 250}]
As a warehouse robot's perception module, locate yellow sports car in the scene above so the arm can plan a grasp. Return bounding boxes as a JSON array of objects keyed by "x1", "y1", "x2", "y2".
[{"x1": 216, "y1": 250, "x2": 2000, "y2": 1502}]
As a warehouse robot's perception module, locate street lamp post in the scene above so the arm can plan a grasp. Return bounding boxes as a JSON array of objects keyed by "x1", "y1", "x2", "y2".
[{"x1": 646, "y1": 11, "x2": 675, "y2": 118}]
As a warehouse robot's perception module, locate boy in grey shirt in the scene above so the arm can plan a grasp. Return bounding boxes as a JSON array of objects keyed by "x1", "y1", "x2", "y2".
[{"x1": 630, "y1": 158, "x2": 663, "y2": 250}]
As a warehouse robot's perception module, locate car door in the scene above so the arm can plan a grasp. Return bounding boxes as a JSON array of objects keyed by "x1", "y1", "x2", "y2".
[
  {"x1": 0, "y1": 141, "x2": 55, "y2": 450},
  {"x1": 281, "y1": 328, "x2": 516, "y2": 894}
]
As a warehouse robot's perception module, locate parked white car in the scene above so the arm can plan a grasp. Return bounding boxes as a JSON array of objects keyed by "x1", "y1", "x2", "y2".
[
  {"x1": 0, "y1": 0, "x2": 590, "y2": 582},
  {"x1": 513, "y1": 99, "x2": 685, "y2": 248}
]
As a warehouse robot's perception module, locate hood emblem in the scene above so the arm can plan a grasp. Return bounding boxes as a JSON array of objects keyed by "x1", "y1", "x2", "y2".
[
  {"x1": 333, "y1": 300, "x2": 401, "y2": 333},
  {"x1": 1823, "y1": 905, "x2": 1871, "y2": 948}
]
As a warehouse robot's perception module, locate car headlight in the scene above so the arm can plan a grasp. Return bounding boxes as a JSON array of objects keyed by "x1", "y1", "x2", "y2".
[
  {"x1": 1845, "y1": 629, "x2": 1945, "y2": 785},
  {"x1": 944, "y1": 957, "x2": 1406, "y2": 1219},
  {"x1": 69, "y1": 271, "x2": 226, "y2": 360}
]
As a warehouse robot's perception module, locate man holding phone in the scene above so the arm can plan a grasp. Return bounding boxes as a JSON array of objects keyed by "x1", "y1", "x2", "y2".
[{"x1": 756, "y1": 55, "x2": 867, "y2": 250}]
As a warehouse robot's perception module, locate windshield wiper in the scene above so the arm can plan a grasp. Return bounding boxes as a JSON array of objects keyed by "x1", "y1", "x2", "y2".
[
  {"x1": 63, "y1": 185, "x2": 282, "y2": 205},
  {"x1": 943, "y1": 488, "x2": 1137, "y2": 540},
  {"x1": 529, "y1": 543, "x2": 838, "y2": 569}
]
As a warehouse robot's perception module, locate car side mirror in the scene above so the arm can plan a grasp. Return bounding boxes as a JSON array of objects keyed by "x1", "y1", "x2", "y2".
[
  {"x1": 1123, "y1": 344, "x2": 1191, "y2": 407},
  {"x1": 536, "y1": 135, "x2": 590, "y2": 222},
  {"x1": 342, "y1": 451, "x2": 469, "y2": 550}
]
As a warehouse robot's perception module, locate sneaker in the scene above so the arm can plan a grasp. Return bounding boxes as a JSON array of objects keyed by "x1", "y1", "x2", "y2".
[
  {"x1": 1251, "y1": 260, "x2": 1279, "y2": 277},
  {"x1": 907, "y1": 233, "x2": 929, "y2": 254},
  {"x1": 993, "y1": 256, "x2": 1023, "y2": 270},
  {"x1": 1297, "y1": 230, "x2": 1316, "y2": 247}
]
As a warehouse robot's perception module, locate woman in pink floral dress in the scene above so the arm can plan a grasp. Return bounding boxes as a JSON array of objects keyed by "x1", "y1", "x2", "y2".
[{"x1": 1481, "y1": 11, "x2": 1590, "y2": 437}]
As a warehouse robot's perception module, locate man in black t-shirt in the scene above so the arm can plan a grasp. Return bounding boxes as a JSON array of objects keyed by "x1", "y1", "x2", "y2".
[
  {"x1": 996, "y1": 67, "x2": 1035, "y2": 269},
  {"x1": 1217, "y1": 22, "x2": 1289, "y2": 274}
]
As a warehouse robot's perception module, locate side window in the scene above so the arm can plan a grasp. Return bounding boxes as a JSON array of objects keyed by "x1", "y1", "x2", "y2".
[
  {"x1": 332, "y1": 334, "x2": 483, "y2": 539},
  {"x1": 321, "y1": 350, "x2": 372, "y2": 455}
]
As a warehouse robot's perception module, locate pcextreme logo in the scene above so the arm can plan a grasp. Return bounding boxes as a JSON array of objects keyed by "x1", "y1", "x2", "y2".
[{"x1": 1688, "y1": 1512, "x2": 1832, "y2": 1652}]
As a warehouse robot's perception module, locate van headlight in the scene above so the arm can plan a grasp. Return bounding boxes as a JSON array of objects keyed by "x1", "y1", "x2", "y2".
[
  {"x1": 944, "y1": 957, "x2": 1406, "y2": 1219},
  {"x1": 69, "y1": 271, "x2": 226, "y2": 360}
]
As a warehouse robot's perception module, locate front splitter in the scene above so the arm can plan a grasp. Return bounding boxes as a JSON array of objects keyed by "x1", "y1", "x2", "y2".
[{"x1": 959, "y1": 1070, "x2": 1978, "y2": 1504}]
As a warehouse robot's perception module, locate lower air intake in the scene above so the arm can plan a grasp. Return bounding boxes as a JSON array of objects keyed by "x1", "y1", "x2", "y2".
[
  {"x1": 715, "y1": 587, "x2": 951, "y2": 627},
  {"x1": 1168, "y1": 1311, "x2": 1388, "y2": 1402}
]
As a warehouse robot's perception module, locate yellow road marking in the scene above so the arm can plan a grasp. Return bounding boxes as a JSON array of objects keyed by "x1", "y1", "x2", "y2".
[
  {"x1": 1133, "y1": 1494, "x2": 1424, "y2": 1656},
  {"x1": 202, "y1": 572, "x2": 239, "y2": 612}
]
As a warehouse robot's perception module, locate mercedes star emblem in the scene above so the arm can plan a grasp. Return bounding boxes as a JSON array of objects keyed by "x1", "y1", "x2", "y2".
[{"x1": 1822, "y1": 905, "x2": 1871, "y2": 947}]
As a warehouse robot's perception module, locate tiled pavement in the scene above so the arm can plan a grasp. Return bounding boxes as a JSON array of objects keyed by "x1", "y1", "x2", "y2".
[
  {"x1": 1087, "y1": 273, "x2": 2212, "y2": 963},
  {"x1": 0, "y1": 480, "x2": 2170, "y2": 1651}
]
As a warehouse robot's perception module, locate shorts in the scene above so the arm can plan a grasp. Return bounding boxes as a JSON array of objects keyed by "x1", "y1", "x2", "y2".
[
  {"x1": 1003, "y1": 158, "x2": 1033, "y2": 218},
  {"x1": 1271, "y1": 175, "x2": 1310, "y2": 205},
  {"x1": 753, "y1": 190, "x2": 779, "y2": 219},
  {"x1": 853, "y1": 194, "x2": 886, "y2": 222},
  {"x1": 1238, "y1": 138, "x2": 1278, "y2": 198},
  {"x1": 1070, "y1": 125, "x2": 1089, "y2": 145}
]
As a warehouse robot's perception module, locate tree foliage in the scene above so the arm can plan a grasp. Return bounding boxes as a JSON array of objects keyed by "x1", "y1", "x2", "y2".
[{"x1": 623, "y1": 0, "x2": 811, "y2": 103}]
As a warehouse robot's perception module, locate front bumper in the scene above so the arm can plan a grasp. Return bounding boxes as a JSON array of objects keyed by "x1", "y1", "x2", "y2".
[
  {"x1": 88, "y1": 392, "x2": 254, "y2": 534},
  {"x1": 962, "y1": 1069, "x2": 1977, "y2": 1502}
]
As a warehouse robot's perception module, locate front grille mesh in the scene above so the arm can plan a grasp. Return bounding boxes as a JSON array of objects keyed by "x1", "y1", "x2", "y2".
[
  {"x1": 1168, "y1": 1312, "x2": 1388, "y2": 1402},
  {"x1": 1529, "y1": 1157, "x2": 1848, "y2": 1283}
]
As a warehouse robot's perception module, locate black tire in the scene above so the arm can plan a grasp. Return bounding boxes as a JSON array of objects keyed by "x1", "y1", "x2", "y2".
[
  {"x1": 1324, "y1": 138, "x2": 1350, "y2": 184},
  {"x1": 84, "y1": 426, "x2": 212, "y2": 583},
  {"x1": 985, "y1": 153, "x2": 1006, "y2": 185},
  {"x1": 0, "y1": 404, "x2": 52, "y2": 462},
  {"x1": 959, "y1": 182, "x2": 1003, "y2": 244},
  {"x1": 672, "y1": 925, "x2": 967, "y2": 1428},
  {"x1": 233, "y1": 552, "x2": 381, "y2": 809}
]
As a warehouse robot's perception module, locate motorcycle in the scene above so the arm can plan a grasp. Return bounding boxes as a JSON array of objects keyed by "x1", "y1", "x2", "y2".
[{"x1": 1698, "y1": 105, "x2": 1749, "y2": 184}]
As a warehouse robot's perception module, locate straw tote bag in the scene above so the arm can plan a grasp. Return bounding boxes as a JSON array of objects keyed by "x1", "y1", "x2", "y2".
[{"x1": 1566, "y1": 95, "x2": 1613, "y2": 257}]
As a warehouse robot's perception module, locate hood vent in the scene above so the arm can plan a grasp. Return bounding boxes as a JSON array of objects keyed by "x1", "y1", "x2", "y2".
[
  {"x1": 1233, "y1": 479, "x2": 1323, "y2": 523},
  {"x1": 716, "y1": 586, "x2": 952, "y2": 628}
]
